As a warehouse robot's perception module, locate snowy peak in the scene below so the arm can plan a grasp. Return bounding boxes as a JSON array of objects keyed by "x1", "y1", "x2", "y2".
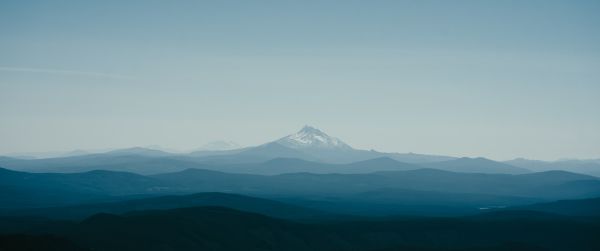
[{"x1": 276, "y1": 126, "x2": 352, "y2": 150}]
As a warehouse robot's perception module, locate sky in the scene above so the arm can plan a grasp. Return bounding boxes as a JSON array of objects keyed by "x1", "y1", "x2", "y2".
[{"x1": 1, "y1": 0, "x2": 599, "y2": 160}]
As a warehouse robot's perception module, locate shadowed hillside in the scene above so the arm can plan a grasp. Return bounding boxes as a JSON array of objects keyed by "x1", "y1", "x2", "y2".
[{"x1": 2, "y1": 206, "x2": 599, "y2": 251}]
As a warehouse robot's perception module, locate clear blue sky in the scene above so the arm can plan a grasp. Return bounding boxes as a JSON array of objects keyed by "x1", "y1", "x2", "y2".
[{"x1": 1, "y1": 0, "x2": 599, "y2": 160}]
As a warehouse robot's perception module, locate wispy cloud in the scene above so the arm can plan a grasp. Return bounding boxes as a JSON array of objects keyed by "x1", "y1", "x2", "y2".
[{"x1": 0, "y1": 67, "x2": 135, "y2": 80}]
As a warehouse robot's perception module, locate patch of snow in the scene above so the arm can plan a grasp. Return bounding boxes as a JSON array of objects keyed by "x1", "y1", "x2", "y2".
[{"x1": 276, "y1": 126, "x2": 352, "y2": 150}]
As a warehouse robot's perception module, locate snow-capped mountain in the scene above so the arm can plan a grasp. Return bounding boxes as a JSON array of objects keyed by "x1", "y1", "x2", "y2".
[{"x1": 276, "y1": 126, "x2": 353, "y2": 150}]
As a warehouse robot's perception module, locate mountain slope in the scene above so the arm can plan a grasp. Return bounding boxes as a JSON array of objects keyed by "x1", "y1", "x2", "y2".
[
  {"x1": 506, "y1": 197, "x2": 600, "y2": 216},
  {"x1": 344, "y1": 157, "x2": 422, "y2": 172},
  {"x1": 237, "y1": 142, "x2": 318, "y2": 160},
  {"x1": 0, "y1": 152, "x2": 192, "y2": 174},
  {"x1": 103, "y1": 147, "x2": 173, "y2": 157},
  {"x1": 276, "y1": 125, "x2": 353, "y2": 150},
  {"x1": 506, "y1": 158, "x2": 600, "y2": 177},
  {"x1": 3, "y1": 165, "x2": 599, "y2": 212},
  {"x1": 151, "y1": 167, "x2": 600, "y2": 200},
  {"x1": 190, "y1": 142, "x2": 319, "y2": 164},
  {"x1": 0, "y1": 167, "x2": 172, "y2": 208},
  {"x1": 2, "y1": 192, "x2": 327, "y2": 220},
  {"x1": 211, "y1": 157, "x2": 423, "y2": 175},
  {"x1": 7, "y1": 206, "x2": 600, "y2": 251},
  {"x1": 425, "y1": 157, "x2": 530, "y2": 174},
  {"x1": 0, "y1": 126, "x2": 455, "y2": 172},
  {"x1": 272, "y1": 126, "x2": 453, "y2": 164}
]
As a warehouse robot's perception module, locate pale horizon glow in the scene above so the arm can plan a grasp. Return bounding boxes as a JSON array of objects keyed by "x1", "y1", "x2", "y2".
[{"x1": 1, "y1": 1, "x2": 599, "y2": 161}]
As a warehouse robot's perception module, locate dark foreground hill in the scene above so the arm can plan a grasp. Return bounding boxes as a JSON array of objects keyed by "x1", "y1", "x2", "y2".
[
  {"x1": 2, "y1": 206, "x2": 599, "y2": 251},
  {"x1": 0, "y1": 234, "x2": 89, "y2": 251},
  {"x1": 505, "y1": 197, "x2": 600, "y2": 216},
  {"x1": 0, "y1": 192, "x2": 328, "y2": 221}
]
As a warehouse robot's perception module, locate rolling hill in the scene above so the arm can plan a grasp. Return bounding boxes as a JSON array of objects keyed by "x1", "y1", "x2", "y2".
[
  {"x1": 0, "y1": 192, "x2": 327, "y2": 220},
  {"x1": 3, "y1": 206, "x2": 599, "y2": 251},
  {"x1": 2, "y1": 165, "x2": 599, "y2": 214},
  {"x1": 425, "y1": 157, "x2": 530, "y2": 174}
]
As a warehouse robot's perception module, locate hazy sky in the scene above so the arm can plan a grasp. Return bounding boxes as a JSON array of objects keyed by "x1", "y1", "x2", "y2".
[{"x1": 1, "y1": 0, "x2": 599, "y2": 160}]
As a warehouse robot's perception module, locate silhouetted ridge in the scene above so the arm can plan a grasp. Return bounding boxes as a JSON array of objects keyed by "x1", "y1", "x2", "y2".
[
  {"x1": 510, "y1": 197, "x2": 600, "y2": 216},
  {"x1": 27, "y1": 206, "x2": 600, "y2": 251},
  {"x1": 425, "y1": 157, "x2": 531, "y2": 174}
]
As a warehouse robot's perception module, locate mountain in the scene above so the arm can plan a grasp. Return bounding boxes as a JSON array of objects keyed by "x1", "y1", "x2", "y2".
[
  {"x1": 151, "y1": 167, "x2": 600, "y2": 201},
  {"x1": 0, "y1": 167, "x2": 172, "y2": 208},
  {"x1": 19, "y1": 127, "x2": 600, "y2": 177},
  {"x1": 1, "y1": 192, "x2": 327, "y2": 220},
  {"x1": 185, "y1": 126, "x2": 353, "y2": 163},
  {"x1": 104, "y1": 147, "x2": 173, "y2": 157},
  {"x1": 268, "y1": 126, "x2": 358, "y2": 163},
  {"x1": 275, "y1": 156, "x2": 423, "y2": 173},
  {"x1": 506, "y1": 158, "x2": 600, "y2": 177},
  {"x1": 60, "y1": 150, "x2": 93, "y2": 158},
  {"x1": 271, "y1": 126, "x2": 454, "y2": 164},
  {"x1": 344, "y1": 157, "x2": 422, "y2": 172},
  {"x1": 189, "y1": 125, "x2": 454, "y2": 164},
  {"x1": 209, "y1": 157, "x2": 423, "y2": 175},
  {"x1": 0, "y1": 126, "x2": 457, "y2": 173},
  {"x1": 236, "y1": 142, "x2": 318, "y2": 161},
  {"x1": 276, "y1": 125, "x2": 353, "y2": 150},
  {"x1": 425, "y1": 157, "x2": 530, "y2": 174},
  {"x1": 188, "y1": 143, "x2": 317, "y2": 165},
  {"x1": 0, "y1": 147, "x2": 178, "y2": 174},
  {"x1": 0, "y1": 154, "x2": 419, "y2": 176},
  {"x1": 0, "y1": 154, "x2": 207, "y2": 175}
]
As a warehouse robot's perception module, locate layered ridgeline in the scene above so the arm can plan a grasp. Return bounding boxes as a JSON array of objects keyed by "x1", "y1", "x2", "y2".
[
  {"x1": 0, "y1": 126, "x2": 541, "y2": 175},
  {"x1": 505, "y1": 158, "x2": 600, "y2": 177},
  {"x1": 2, "y1": 197, "x2": 600, "y2": 251},
  {"x1": 1, "y1": 165, "x2": 599, "y2": 216},
  {"x1": 3, "y1": 126, "x2": 596, "y2": 176},
  {"x1": 1, "y1": 126, "x2": 599, "y2": 250}
]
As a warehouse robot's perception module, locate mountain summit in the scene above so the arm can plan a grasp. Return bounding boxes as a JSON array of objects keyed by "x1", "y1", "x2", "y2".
[{"x1": 276, "y1": 126, "x2": 352, "y2": 150}]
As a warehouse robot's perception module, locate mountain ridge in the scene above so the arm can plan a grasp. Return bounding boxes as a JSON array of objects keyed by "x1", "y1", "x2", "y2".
[{"x1": 276, "y1": 125, "x2": 353, "y2": 150}]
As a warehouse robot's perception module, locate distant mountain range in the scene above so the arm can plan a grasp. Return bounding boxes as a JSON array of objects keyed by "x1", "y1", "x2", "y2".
[
  {"x1": 505, "y1": 158, "x2": 600, "y2": 177},
  {"x1": 1, "y1": 126, "x2": 598, "y2": 251},
  {"x1": 426, "y1": 157, "x2": 530, "y2": 174},
  {"x1": 1, "y1": 123, "x2": 600, "y2": 251},
  {"x1": 0, "y1": 126, "x2": 598, "y2": 177}
]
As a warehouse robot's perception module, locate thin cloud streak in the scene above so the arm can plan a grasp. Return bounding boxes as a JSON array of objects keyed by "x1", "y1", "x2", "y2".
[{"x1": 0, "y1": 66, "x2": 135, "y2": 80}]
